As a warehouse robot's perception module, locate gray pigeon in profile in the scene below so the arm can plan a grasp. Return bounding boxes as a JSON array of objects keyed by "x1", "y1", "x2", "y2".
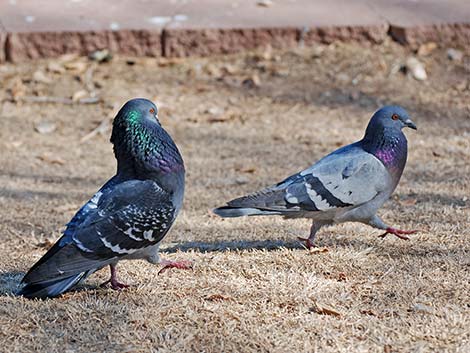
[
  {"x1": 214, "y1": 105, "x2": 418, "y2": 248},
  {"x1": 19, "y1": 98, "x2": 190, "y2": 299}
]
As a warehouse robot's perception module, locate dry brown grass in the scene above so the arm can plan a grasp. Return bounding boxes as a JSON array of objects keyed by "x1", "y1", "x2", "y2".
[{"x1": 0, "y1": 40, "x2": 469, "y2": 352}]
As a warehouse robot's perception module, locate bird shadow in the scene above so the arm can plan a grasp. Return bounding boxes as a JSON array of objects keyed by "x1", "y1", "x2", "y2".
[
  {"x1": 162, "y1": 239, "x2": 306, "y2": 253},
  {"x1": 161, "y1": 235, "x2": 386, "y2": 254},
  {"x1": 162, "y1": 234, "x2": 466, "y2": 259}
]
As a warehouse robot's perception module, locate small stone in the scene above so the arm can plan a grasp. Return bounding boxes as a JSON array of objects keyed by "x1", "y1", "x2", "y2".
[
  {"x1": 242, "y1": 74, "x2": 261, "y2": 89},
  {"x1": 35, "y1": 121, "x2": 56, "y2": 134},
  {"x1": 204, "y1": 107, "x2": 223, "y2": 116},
  {"x1": 257, "y1": 0, "x2": 273, "y2": 7},
  {"x1": 89, "y1": 49, "x2": 113, "y2": 63},
  {"x1": 405, "y1": 57, "x2": 427, "y2": 81},
  {"x1": 447, "y1": 48, "x2": 463, "y2": 61}
]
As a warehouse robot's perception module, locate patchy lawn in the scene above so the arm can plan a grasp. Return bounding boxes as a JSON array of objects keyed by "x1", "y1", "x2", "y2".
[{"x1": 0, "y1": 40, "x2": 469, "y2": 352}]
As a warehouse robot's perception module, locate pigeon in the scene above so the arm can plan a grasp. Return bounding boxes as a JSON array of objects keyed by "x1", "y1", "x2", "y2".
[
  {"x1": 213, "y1": 105, "x2": 418, "y2": 249},
  {"x1": 18, "y1": 98, "x2": 190, "y2": 299}
]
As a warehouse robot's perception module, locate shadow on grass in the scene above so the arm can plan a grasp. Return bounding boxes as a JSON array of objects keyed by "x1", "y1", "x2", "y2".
[
  {"x1": 163, "y1": 239, "x2": 305, "y2": 253},
  {"x1": 161, "y1": 235, "x2": 382, "y2": 253}
]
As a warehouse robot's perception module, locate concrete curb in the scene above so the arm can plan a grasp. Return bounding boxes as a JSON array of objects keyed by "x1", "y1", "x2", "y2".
[{"x1": 1, "y1": 23, "x2": 469, "y2": 62}]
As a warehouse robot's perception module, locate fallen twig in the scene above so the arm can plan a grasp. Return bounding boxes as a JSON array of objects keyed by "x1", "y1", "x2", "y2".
[{"x1": 19, "y1": 95, "x2": 101, "y2": 105}]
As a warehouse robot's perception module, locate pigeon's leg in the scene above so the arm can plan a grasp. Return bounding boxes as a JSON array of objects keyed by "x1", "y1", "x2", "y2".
[
  {"x1": 298, "y1": 221, "x2": 325, "y2": 249},
  {"x1": 100, "y1": 264, "x2": 129, "y2": 290},
  {"x1": 158, "y1": 259, "x2": 193, "y2": 275},
  {"x1": 368, "y1": 215, "x2": 418, "y2": 240}
]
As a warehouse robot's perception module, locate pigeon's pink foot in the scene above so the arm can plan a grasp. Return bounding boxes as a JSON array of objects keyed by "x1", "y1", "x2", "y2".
[
  {"x1": 379, "y1": 227, "x2": 418, "y2": 240},
  {"x1": 297, "y1": 237, "x2": 316, "y2": 250},
  {"x1": 158, "y1": 260, "x2": 193, "y2": 275},
  {"x1": 100, "y1": 278, "x2": 130, "y2": 290},
  {"x1": 100, "y1": 264, "x2": 129, "y2": 290}
]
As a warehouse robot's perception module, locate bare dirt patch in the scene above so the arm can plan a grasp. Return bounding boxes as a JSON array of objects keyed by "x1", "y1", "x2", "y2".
[{"x1": 0, "y1": 40, "x2": 469, "y2": 352}]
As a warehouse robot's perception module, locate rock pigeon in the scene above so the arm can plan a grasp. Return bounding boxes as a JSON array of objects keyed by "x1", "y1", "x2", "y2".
[
  {"x1": 18, "y1": 98, "x2": 190, "y2": 299},
  {"x1": 213, "y1": 106, "x2": 418, "y2": 248}
]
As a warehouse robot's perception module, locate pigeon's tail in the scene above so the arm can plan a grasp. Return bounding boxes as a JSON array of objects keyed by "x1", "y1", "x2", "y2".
[
  {"x1": 213, "y1": 206, "x2": 282, "y2": 218},
  {"x1": 213, "y1": 186, "x2": 293, "y2": 218},
  {"x1": 17, "y1": 272, "x2": 89, "y2": 299},
  {"x1": 18, "y1": 239, "x2": 104, "y2": 299}
]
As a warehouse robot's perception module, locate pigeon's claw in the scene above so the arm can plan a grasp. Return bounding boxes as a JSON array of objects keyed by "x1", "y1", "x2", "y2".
[
  {"x1": 158, "y1": 260, "x2": 193, "y2": 275},
  {"x1": 297, "y1": 237, "x2": 316, "y2": 250},
  {"x1": 100, "y1": 264, "x2": 129, "y2": 290},
  {"x1": 379, "y1": 227, "x2": 418, "y2": 240},
  {"x1": 100, "y1": 278, "x2": 130, "y2": 290}
]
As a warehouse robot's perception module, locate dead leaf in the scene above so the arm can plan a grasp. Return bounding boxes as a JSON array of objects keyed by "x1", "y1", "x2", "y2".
[
  {"x1": 310, "y1": 302, "x2": 341, "y2": 317},
  {"x1": 205, "y1": 294, "x2": 233, "y2": 302},
  {"x1": 33, "y1": 70, "x2": 52, "y2": 84},
  {"x1": 309, "y1": 247, "x2": 329, "y2": 254},
  {"x1": 235, "y1": 167, "x2": 256, "y2": 174},
  {"x1": 35, "y1": 121, "x2": 56, "y2": 134},
  {"x1": 384, "y1": 344, "x2": 392, "y2": 353},
  {"x1": 204, "y1": 107, "x2": 223, "y2": 116},
  {"x1": 72, "y1": 90, "x2": 88, "y2": 102},
  {"x1": 64, "y1": 61, "x2": 88, "y2": 74},
  {"x1": 58, "y1": 53, "x2": 79, "y2": 63},
  {"x1": 36, "y1": 238, "x2": 56, "y2": 249},
  {"x1": 9, "y1": 141, "x2": 23, "y2": 148},
  {"x1": 417, "y1": 42, "x2": 437, "y2": 56},
  {"x1": 400, "y1": 198, "x2": 417, "y2": 206},
  {"x1": 9, "y1": 77, "x2": 27, "y2": 99},
  {"x1": 207, "y1": 113, "x2": 238, "y2": 123},
  {"x1": 360, "y1": 309, "x2": 376, "y2": 316},
  {"x1": 242, "y1": 74, "x2": 261, "y2": 89},
  {"x1": 47, "y1": 61, "x2": 66, "y2": 74},
  {"x1": 36, "y1": 153, "x2": 65, "y2": 165},
  {"x1": 158, "y1": 57, "x2": 183, "y2": 67}
]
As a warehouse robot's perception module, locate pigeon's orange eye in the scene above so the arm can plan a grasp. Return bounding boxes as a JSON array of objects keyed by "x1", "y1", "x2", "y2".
[
  {"x1": 391, "y1": 114, "x2": 399, "y2": 120},
  {"x1": 149, "y1": 108, "x2": 155, "y2": 114}
]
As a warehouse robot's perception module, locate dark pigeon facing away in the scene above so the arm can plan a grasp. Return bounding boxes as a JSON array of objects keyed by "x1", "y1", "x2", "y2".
[
  {"x1": 18, "y1": 98, "x2": 190, "y2": 299},
  {"x1": 214, "y1": 106, "x2": 418, "y2": 249}
]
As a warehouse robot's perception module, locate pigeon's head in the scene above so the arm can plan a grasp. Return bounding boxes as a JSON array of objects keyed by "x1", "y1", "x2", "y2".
[
  {"x1": 366, "y1": 105, "x2": 417, "y2": 134},
  {"x1": 111, "y1": 98, "x2": 162, "y2": 146},
  {"x1": 114, "y1": 98, "x2": 160, "y2": 128}
]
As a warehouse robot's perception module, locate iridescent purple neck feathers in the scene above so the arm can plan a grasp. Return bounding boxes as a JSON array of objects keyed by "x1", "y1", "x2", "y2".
[{"x1": 362, "y1": 127, "x2": 408, "y2": 180}]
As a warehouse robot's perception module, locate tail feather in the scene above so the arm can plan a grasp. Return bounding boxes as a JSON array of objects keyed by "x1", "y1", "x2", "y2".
[
  {"x1": 17, "y1": 272, "x2": 89, "y2": 299},
  {"x1": 213, "y1": 206, "x2": 282, "y2": 218}
]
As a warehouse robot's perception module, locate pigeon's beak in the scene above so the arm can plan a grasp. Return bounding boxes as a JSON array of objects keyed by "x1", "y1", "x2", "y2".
[{"x1": 404, "y1": 119, "x2": 417, "y2": 130}]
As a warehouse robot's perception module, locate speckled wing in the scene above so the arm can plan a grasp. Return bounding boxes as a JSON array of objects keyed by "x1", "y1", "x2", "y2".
[
  {"x1": 23, "y1": 180, "x2": 175, "y2": 284},
  {"x1": 223, "y1": 145, "x2": 390, "y2": 215},
  {"x1": 286, "y1": 146, "x2": 391, "y2": 211}
]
